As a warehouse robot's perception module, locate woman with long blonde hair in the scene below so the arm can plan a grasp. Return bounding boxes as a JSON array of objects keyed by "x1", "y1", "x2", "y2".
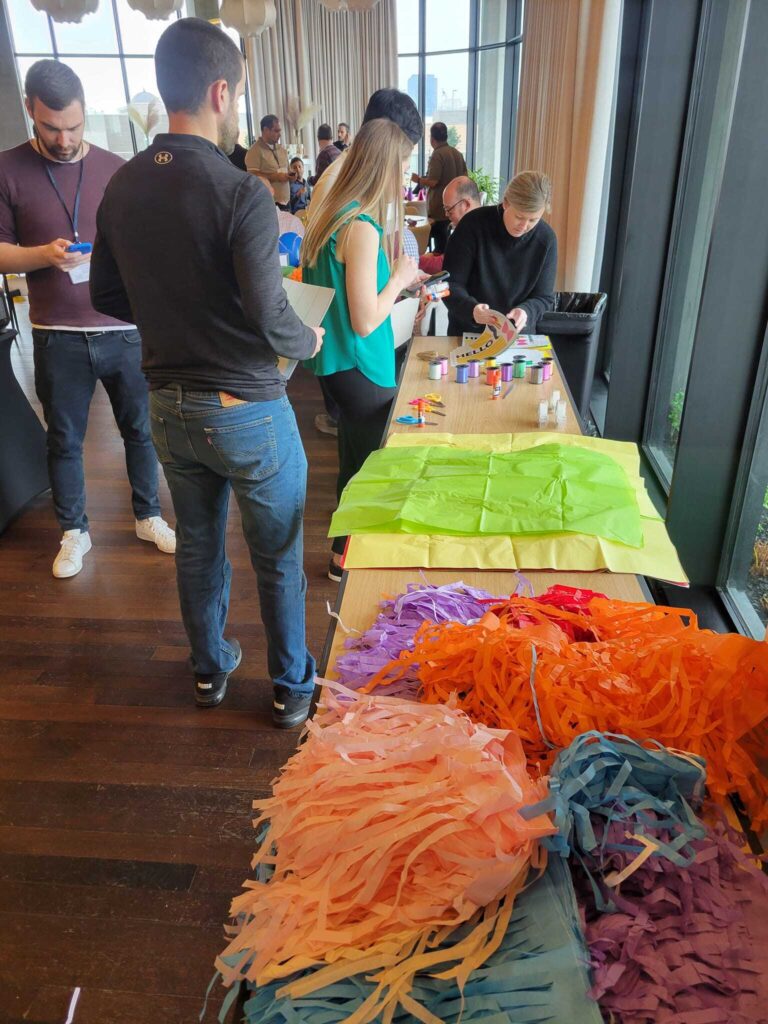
[{"x1": 302, "y1": 118, "x2": 418, "y2": 580}]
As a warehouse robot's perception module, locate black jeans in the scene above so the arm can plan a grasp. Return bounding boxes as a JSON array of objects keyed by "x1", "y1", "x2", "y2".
[
  {"x1": 320, "y1": 368, "x2": 397, "y2": 555},
  {"x1": 32, "y1": 328, "x2": 160, "y2": 532}
]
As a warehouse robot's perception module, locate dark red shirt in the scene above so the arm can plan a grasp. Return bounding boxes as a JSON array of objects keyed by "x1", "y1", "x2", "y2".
[{"x1": 0, "y1": 141, "x2": 128, "y2": 329}]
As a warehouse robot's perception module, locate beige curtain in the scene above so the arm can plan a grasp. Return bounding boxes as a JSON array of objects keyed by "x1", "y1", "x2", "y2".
[
  {"x1": 515, "y1": 0, "x2": 622, "y2": 291},
  {"x1": 245, "y1": 0, "x2": 397, "y2": 156}
]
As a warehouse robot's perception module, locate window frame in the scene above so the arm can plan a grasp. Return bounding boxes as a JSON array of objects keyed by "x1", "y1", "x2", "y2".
[
  {"x1": 397, "y1": 0, "x2": 523, "y2": 184},
  {"x1": 7, "y1": 0, "x2": 254, "y2": 157}
]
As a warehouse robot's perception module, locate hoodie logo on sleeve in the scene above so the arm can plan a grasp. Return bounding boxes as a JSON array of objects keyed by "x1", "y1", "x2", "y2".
[{"x1": 154, "y1": 152, "x2": 173, "y2": 165}]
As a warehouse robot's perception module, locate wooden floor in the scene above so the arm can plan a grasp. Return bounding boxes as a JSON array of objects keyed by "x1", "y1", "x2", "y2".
[{"x1": 1, "y1": 316, "x2": 340, "y2": 1023}]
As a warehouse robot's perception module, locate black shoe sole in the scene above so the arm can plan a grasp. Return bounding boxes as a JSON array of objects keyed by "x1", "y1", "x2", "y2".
[
  {"x1": 195, "y1": 641, "x2": 242, "y2": 709},
  {"x1": 195, "y1": 681, "x2": 228, "y2": 708},
  {"x1": 272, "y1": 701, "x2": 312, "y2": 729}
]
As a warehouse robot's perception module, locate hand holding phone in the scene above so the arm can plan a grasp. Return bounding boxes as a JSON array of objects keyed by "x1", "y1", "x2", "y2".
[{"x1": 66, "y1": 242, "x2": 93, "y2": 254}]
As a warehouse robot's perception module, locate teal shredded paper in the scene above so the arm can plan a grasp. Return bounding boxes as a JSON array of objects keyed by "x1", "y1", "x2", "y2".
[
  {"x1": 237, "y1": 858, "x2": 601, "y2": 1024},
  {"x1": 533, "y1": 732, "x2": 707, "y2": 900},
  {"x1": 328, "y1": 444, "x2": 644, "y2": 547}
]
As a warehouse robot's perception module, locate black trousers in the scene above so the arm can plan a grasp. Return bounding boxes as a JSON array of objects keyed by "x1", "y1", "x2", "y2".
[
  {"x1": 429, "y1": 218, "x2": 451, "y2": 254},
  {"x1": 320, "y1": 368, "x2": 397, "y2": 555}
]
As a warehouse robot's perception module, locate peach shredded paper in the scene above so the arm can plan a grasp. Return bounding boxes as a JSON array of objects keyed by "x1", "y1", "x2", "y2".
[{"x1": 215, "y1": 681, "x2": 555, "y2": 1023}]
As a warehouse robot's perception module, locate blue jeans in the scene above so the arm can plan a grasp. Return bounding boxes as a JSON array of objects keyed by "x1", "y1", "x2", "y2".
[
  {"x1": 149, "y1": 387, "x2": 315, "y2": 694},
  {"x1": 32, "y1": 328, "x2": 160, "y2": 532}
]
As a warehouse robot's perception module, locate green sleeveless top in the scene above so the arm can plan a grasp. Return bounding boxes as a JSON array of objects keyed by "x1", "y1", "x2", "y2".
[{"x1": 302, "y1": 204, "x2": 396, "y2": 388}]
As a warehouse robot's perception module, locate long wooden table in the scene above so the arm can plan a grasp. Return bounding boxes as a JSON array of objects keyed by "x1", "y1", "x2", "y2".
[{"x1": 321, "y1": 336, "x2": 649, "y2": 676}]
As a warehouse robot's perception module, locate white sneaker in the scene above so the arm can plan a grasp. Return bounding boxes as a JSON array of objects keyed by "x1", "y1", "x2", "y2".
[
  {"x1": 52, "y1": 530, "x2": 92, "y2": 579},
  {"x1": 135, "y1": 516, "x2": 176, "y2": 554}
]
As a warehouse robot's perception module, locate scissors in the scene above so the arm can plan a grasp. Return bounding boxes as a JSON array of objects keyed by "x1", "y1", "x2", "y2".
[{"x1": 395, "y1": 415, "x2": 439, "y2": 426}]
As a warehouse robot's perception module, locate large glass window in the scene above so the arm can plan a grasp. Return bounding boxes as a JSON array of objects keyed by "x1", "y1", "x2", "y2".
[
  {"x1": 722, "y1": 382, "x2": 768, "y2": 639},
  {"x1": 642, "y1": 1, "x2": 745, "y2": 488},
  {"x1": 6, "y1": 1, "x2": 253, "y2": 157},
  {"x1": 397, "y1": 0, "x2": 522, "y2": 185}
]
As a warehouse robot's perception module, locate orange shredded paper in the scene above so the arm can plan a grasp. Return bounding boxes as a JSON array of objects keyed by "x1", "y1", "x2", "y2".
[
  {"x1": 216, "y1": 682, "x2": 554, "y2": 1023},
  {"x1": 365, "y1": 596, "x2": 768, "y2": 828}
]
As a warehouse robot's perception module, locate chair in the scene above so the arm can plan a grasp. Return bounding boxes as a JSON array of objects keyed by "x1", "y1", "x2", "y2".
[
  {"x1": 405, "y1": 201, "x2": 427, "y2": 217},
  {"x1": 411, "y1": 222, "x2": 431, "y2": 255}
]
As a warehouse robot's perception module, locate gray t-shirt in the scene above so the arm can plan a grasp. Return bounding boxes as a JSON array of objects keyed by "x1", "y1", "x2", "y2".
[{"x1": 0, "y1": 141, "x2": 127, "y2": 329}]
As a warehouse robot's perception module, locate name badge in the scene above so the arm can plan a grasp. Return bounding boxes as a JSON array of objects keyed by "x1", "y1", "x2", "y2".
[{"x1": 68, "y1": 262, "x2": 91, "y2": 285}]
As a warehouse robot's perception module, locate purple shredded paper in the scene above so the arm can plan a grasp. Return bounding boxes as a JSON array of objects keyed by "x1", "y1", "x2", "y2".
[
  {"x1": 333, "y1": 581, "x2": 496, "y2": 697},
  {"x1": 576, "y1": 818, "x2": 768, "y2": 1024}
]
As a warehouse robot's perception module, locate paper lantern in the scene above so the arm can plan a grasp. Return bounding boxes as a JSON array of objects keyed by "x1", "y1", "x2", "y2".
[
  {"x1": 125, "y1": 0, "x2": 183, "y2": 20},
  {"x1": 30, "y1": 0, "x2": 98, "y2": 24},
  {"x1": 319, "y1": 0, "x2": 380, "y2": 10},
  {"x1": 218, "y1": 0, "x2": 276, "y2": 36}
]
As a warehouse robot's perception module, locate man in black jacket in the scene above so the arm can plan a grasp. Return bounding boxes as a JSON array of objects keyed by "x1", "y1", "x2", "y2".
[{"x1": 91, "y1": 18, "x2": 323, "y2": 729}]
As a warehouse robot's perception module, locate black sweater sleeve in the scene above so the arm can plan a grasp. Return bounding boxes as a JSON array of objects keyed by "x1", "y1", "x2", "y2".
[
  {"x1": 442, "y1": 220, "x2": 480, "y2": 332},
  {"x1": 517, "y1": 232, "x2": 557, "y2": 330},
  {"x1": 231, "y1": 178, "x2": 316, "y2": 361},
  {"x1": 90, "y1": 201, "x2": 135, "y2": 324}
]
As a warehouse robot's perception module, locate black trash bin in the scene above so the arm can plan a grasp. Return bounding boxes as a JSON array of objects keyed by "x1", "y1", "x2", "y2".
[{"x1": 536, "y1": 292, "x2": 607, "y2": 420}]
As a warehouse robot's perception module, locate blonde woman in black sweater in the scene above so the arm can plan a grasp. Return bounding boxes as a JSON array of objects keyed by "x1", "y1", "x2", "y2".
[{"x1": 443, "y1": 171, "x2": 557, "y2": 336}]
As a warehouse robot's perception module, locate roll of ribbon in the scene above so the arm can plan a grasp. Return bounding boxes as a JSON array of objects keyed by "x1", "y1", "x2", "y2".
[
  {"x1": 428, "y1": 361, "x2": 442, "y2": 381},
  {"x1": 468, "y1": 360, "x2": 480, "y2": 378},
  {"x1": 530, "y1": 363, "x2": 544, "y2": 385},
  {"x1": 439, "y1": 357, "x2": 449, "y2": 377},
  {"x1": 513, "y1": 357, "x2": 527, "y2": 379},
  {"x1": 542, "y1": 357, "x2": 553, "y2": 381},
  {"x1": 501, "y1": 363, "x2": 514, "y2": 382},
  {"x1": 456, "y1": 364, "x2": 469, "y2": 384}
]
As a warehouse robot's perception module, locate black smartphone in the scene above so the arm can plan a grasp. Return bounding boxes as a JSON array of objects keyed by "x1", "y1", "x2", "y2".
[{"x1": 407, "y1": 270, "x2": 449, "y2": 293}]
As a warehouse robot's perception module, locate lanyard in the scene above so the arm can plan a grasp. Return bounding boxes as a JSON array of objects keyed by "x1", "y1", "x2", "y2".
[{"x1": 44, "y1": 158, "x2": 85, "y2": 243}]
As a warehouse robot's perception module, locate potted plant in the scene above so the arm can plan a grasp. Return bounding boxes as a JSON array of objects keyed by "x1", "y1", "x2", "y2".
[{"x1": 468, "y1": 168, "x2": 500, "y2": 205}]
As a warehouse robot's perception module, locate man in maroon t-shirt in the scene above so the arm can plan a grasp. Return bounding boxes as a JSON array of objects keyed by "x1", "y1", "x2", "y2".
[{"x1": 0, "y1": 60, "x2": 174, "y2": 578}]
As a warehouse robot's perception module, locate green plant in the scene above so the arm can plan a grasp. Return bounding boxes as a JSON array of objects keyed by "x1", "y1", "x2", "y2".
[
  {"x1": 667, "y1": 389, "x2": 685, "y2": 442},
  {"x1": 446, "y1": 125, "x2": 460, "y2": 148},
  {"x1": 468, "y1": 167, "x2": 500, "y2": 205}
]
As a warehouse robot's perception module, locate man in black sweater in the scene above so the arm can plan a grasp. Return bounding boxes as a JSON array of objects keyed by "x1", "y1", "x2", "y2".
[
  {"x1": 443, "y1": 171, "x2": 557, "y2": 337},
  {"x1": 91, "y1": 18, "x2": 323, "y2": 729}
]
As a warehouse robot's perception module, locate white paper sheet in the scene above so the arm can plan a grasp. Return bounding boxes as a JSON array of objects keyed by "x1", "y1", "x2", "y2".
[{"x1": 279, "y1": 277, "x2": 336, "y2": 378}]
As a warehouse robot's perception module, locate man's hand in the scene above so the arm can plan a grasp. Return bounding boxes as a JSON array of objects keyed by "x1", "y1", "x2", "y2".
[
  {"x1": 276, "y1": 171, "x2": 291, "y2": 183},
  {"x1": 473, "y1": 303, "x2": 496, "y2": 326},
  {"x1": 507, "y1": 307, "x2": 528, "y2": 330},
  {"x1": 43, "y1": 238, "x2": 90, "y2": 272},
  {"x1": 410, "y1": 173, "x2": 420, "y2": 184},
  {"x1": 311, "y1": 326, "x2": 325, "y2": 357}
]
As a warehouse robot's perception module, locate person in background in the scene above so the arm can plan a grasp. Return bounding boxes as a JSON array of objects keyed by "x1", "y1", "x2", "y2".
[
  {"x1": 245, "y1": 114, "x2": 292, "y2": 210},
  {"x1": 335, "y1": 122, "x2": 351, "y2": 151},
  {"x1": 308, "y1": 124, "x2": 340, "y2": 186},
  {"x1": 301, "y1": 119, "x2": 418, "y2": 582},
  {"x1": 289, "y1": 156, "x2": 309, "y2": 213},
  {"x1": 443, "y1": 170, "x2": 556, "y2": 337},
  {"x1": 228, "y1": 141, "x2": 247, "y2": 171},
  {"x1": 419, "y1": 174, "x2": 480, "y2": 274},
  {"x1": 91, "y1": 18, "x2": 323, "y2": 729},
  {"x1": 411, "y1": 122, "x2": 467, "y2": 254},
  {"x1": 0, "y1": 59, "x2": 175, "y2": 579},
  {"x1": 307, "y1": 89, "x2": 423, "y2": 221}
]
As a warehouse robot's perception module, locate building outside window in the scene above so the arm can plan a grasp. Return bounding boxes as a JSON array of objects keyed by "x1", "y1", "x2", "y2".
[
  {"x1": 4, "y1": 0, "x2": 253, "y2": 159},
  {"x1": 396, "y1": 0, "x2": 523, "y2": 189}
]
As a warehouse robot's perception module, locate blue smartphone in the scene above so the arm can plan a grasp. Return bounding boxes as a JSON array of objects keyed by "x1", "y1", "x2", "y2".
[{"x1": 66, "y1": 242, "x2": 92, "y2": 254}]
